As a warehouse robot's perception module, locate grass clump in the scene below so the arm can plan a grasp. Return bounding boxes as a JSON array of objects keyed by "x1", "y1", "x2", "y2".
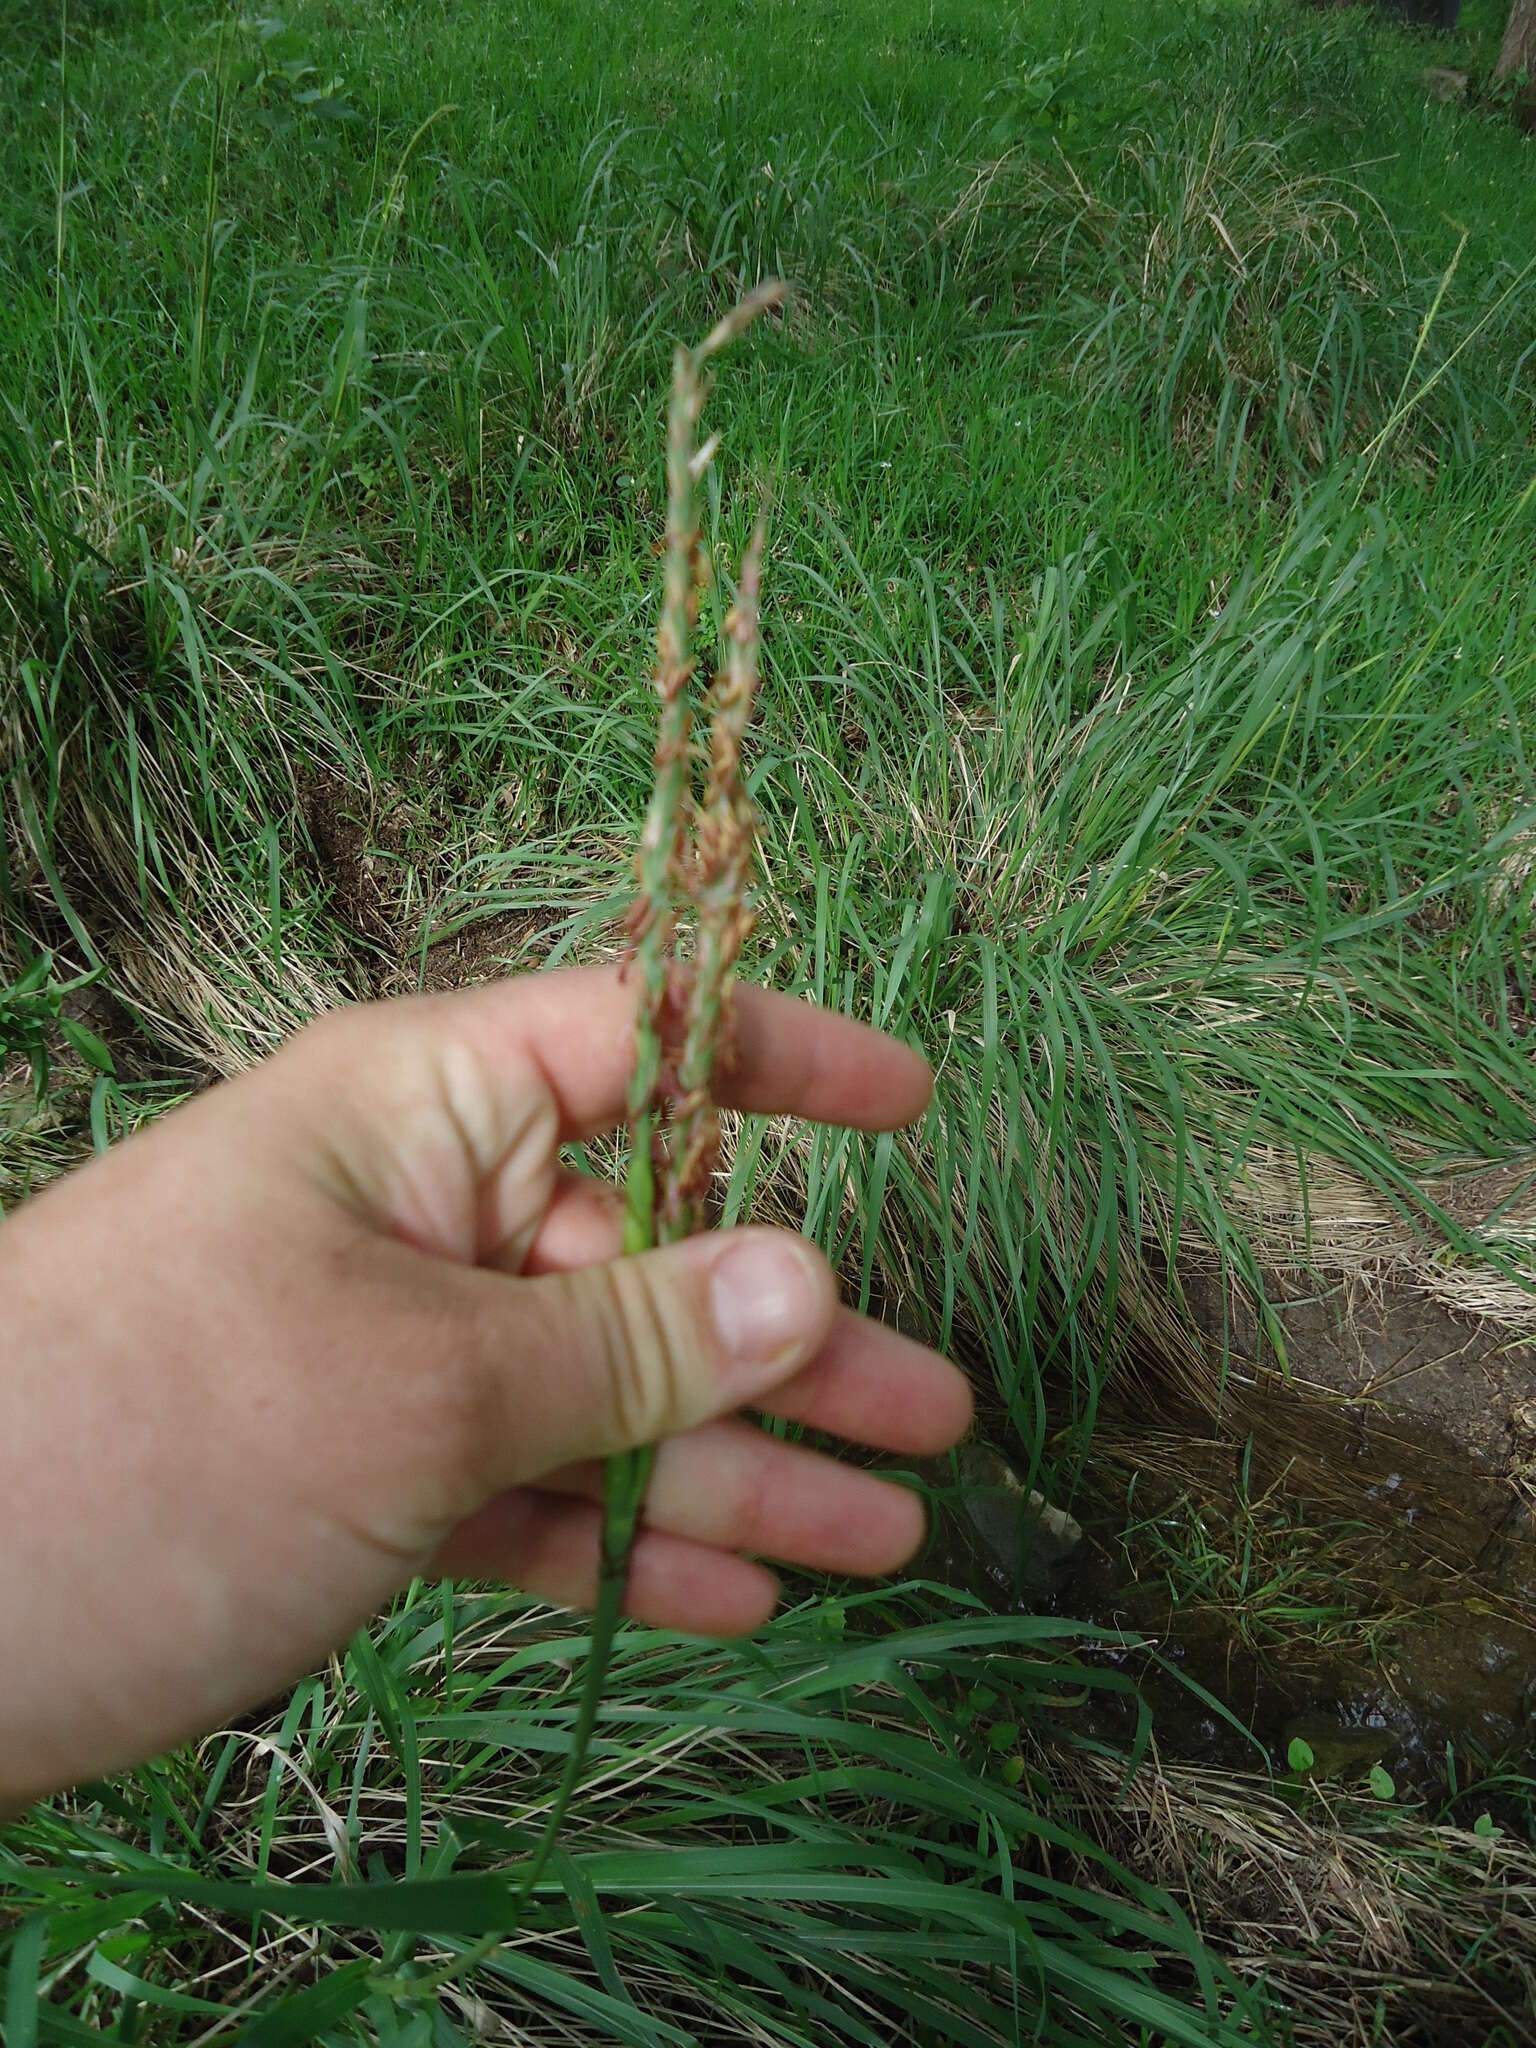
[
  {"x1": 1053, "y1": 1740, "x2": 1536, "y2": 2043},
  {"x1": 943, "y1": 94, "x2": 1531, "y2": 481},
  {"x1": 0, "y1": 1586, "x2": 1274, "y2": 2045}
]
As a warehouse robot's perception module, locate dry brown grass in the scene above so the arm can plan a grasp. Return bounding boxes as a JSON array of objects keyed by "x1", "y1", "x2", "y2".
[{"x1": 1054, "y1": 1743, "x2": 1536, "y2": 2046}]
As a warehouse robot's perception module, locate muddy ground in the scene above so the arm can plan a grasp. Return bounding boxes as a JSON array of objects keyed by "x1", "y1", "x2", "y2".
[{"x1": 946, "y1": 1264, "x2": 1536, "y2": 1786}]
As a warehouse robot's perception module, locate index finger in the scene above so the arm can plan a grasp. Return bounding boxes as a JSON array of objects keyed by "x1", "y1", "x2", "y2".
[{"x1": 437, "y1": 964, "x2": 932, "y2": 1140}]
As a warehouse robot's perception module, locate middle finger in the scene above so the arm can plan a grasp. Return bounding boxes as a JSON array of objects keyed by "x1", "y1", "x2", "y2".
[{"x1": 537, "y1": 1416, "x2": 928, "y2": 1577}]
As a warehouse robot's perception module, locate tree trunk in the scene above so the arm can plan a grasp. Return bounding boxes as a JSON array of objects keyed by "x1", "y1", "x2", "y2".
[{"x1": 1496, "y1": 0, "x2": 1536, "y2": 83}]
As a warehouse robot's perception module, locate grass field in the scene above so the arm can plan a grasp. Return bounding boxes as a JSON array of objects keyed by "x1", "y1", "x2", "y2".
[{"x1": 3, "y1": 0, "x2": 1536, "y2": 2039}]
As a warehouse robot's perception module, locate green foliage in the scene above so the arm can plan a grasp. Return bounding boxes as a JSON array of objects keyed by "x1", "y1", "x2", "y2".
[
  {"x1": 231, "y1": 13, "x2": 362, "y2": 138},
  {"x1": 2, "y1": 0, "x2": 1535, "y2": 2036},
  {"x1": 0, "y1": 954, "x2": 112, "y2": 1099},
  {"x1": 1117, "y1": 1458, "x2": 1388, "y2": 1664},
  {"x1": 0, "y1": 1585, "x2": 1272, "y2": 2044},
  {"x1": 981, "y1": 41, "x2": 1098, "y2": 149}
]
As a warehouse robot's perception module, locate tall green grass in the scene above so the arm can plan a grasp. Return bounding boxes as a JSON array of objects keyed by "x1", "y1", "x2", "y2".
[
  {"x1": 0, "y1": 1586, "x2": 1281, "y2": 2045},
  {"x1": 3, "y1": 0, "x2": 1536, "y2": 2038}
]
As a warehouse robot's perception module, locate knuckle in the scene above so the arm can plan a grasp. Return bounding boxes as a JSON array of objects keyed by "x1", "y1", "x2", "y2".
[
  {"x1": 597, "y1": 1259, "x2": 688, "y2": 1446},
  {"x1": 732, "y1": 1441, "x2": 775, "y2": 1558}
]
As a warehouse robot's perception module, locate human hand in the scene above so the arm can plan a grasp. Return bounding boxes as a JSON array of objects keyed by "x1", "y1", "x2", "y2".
[{"x1": 0, "y1": 967, "x2": 970, "y2": 1807}]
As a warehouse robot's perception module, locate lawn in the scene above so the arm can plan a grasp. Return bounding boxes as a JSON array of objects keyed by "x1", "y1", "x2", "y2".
[{"x1": 3, "y1": 0, "x2": 1535, "y2": 2040}]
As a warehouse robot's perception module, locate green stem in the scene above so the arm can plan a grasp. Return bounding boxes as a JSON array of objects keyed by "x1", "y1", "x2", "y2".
[
  {"x1": 508, "y1": 1445, "x2": 654, "y2": 1910},
  {"x1": 383, "y1": 286, "x2": 782, "y2": 2015}
]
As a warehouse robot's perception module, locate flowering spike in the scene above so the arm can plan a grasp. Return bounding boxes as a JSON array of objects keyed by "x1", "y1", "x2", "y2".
[
  {"x1": 665, "y1": 504, "x2": 769, "y2": 1240},
  {"x1": 514, "y1": 288, "x2": 781, "y2": 1917}
]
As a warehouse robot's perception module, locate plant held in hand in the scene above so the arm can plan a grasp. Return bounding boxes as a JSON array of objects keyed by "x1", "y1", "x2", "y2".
[{"x1": 518, "y1": 281, "x2": 785, "y2": 1901}]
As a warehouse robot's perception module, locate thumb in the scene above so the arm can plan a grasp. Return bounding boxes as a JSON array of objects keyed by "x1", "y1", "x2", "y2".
[{"x1": 461, "y1": 1227, "x2": 841, "y2": 1481}]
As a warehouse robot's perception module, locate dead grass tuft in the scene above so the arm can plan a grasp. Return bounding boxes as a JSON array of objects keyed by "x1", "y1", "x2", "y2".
[{"x1": 1054, "y1": 1744, "x2": 1536, "y2": 2045}]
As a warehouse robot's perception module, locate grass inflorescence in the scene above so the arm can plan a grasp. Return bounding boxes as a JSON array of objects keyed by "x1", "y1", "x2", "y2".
[{"x1": 512, "y1": 283, "x2": 784, "y2": 1928}]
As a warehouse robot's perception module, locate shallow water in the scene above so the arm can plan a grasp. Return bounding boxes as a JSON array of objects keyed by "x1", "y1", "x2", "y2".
[{"x1": 930, "y1": 1407, "x2": 1536, "y2": 1786}]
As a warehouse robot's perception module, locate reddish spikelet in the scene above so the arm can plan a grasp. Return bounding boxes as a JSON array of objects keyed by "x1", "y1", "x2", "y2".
[
  {"x1": 623, "y1": 333, "x2": 707, "y2": 1217},
  {"x1": 626, "y1": 283, "x2": 784, "y2": 1230},
  {"x1": 665, "y1": 507, "x2": 769, "y2": 1235}
]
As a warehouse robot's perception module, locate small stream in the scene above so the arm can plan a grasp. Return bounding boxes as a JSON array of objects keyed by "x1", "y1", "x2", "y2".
[{"x1": 926, "y1": 1412, "x2": 1536, "y2": 1788}]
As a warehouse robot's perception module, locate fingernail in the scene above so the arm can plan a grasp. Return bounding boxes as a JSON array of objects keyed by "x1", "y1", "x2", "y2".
[{"x1": 708, "y1": 1232, "x2": 830, "y2": 1388}]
